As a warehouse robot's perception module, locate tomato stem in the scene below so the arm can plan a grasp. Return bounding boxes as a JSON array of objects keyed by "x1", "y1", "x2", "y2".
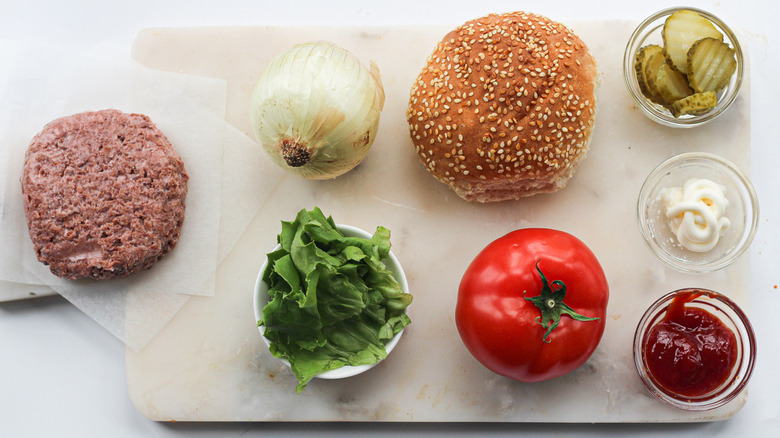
[{"x1": 523, "y1": 259, "x2": 600, "y2": 343}]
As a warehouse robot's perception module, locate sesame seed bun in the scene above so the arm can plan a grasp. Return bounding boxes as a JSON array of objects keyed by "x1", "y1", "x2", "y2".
[{"x1": 407, "y1": 12, "x2": 598, "y2": 202}]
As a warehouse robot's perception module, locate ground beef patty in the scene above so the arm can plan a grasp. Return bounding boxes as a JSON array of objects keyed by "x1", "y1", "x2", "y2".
[{"x1": 21, "y1": 109, "x2": 189, "y2": 280}]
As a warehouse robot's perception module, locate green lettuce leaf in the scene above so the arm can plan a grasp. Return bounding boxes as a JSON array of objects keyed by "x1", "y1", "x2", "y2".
[{"x1": 258, "y1": 207, "x2": 413, "y2": 393}]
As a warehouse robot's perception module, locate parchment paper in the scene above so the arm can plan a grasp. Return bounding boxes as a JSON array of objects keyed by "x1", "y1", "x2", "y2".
[{"x1": 0, "y1": 42, "x2": 233, "y2": 350}]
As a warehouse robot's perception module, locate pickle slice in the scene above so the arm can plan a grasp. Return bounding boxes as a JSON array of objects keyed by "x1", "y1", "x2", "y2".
[
  {"x1": 634, "y1": 45, "x2": 666, "y2": 104},
  {"x1": 644, "y1": 50, "x2": 669, "y2": 105},
  {"x1": 687, "y1": 37, "x2": 737, "y2": 93},
  {"x1": 662, "y1": 10, "x2": 723, "y2": 75},
  {"x1": 670, "y1": 91, "x2": 718, "y2": 117},
  {"x1": 654, "y1": 63, "x2": 692, "y2": 105}
]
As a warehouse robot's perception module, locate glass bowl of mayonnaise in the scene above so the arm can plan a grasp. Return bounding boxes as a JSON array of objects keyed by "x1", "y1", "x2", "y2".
[{"x1": 637, "y1": 153, "x2": 758, "y2": 273}]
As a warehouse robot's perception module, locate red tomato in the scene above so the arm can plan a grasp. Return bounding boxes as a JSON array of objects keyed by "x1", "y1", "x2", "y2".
[{"x1": 455, "y1": 228, "x2": 609, "y2": 383}]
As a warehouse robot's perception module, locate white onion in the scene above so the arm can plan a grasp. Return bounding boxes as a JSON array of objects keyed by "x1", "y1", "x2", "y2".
[{"x1": 249, "y1": 41, "x2": 385, "y2": 180}]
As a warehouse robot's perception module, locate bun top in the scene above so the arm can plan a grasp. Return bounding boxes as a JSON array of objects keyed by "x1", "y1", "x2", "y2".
[{"x1": 407, "y1": 12, "x2": 598, "y2": 202}]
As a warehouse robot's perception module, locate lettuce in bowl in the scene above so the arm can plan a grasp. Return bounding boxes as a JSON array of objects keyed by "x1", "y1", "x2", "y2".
[{"x1": 255, "y1": 207, "x2": 412, "y2": 392}]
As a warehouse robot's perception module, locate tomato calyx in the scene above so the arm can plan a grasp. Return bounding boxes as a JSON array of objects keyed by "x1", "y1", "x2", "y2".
[{"x1": 523, "y1": 259, "x2": 601, "y2": 343}]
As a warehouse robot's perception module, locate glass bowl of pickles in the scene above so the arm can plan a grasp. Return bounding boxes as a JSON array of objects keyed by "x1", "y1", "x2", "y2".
[{"x1": 624, "y1": 7, "x2": 744, "y2": 127}]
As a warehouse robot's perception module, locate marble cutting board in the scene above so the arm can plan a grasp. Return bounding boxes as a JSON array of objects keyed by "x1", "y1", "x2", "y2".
[{"x1": 126, "y1": 20, "x2": 751, "y2": 422}]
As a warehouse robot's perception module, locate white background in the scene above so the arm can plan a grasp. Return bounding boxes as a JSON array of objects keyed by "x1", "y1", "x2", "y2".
[{"x1": 1, "y1": 0, "x2": 778, "y2": 436}]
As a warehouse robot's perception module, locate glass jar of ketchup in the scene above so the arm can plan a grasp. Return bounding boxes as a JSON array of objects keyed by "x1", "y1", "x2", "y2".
[{"x1": 634, "y1": 288, "x2": 756, "y2": 411}]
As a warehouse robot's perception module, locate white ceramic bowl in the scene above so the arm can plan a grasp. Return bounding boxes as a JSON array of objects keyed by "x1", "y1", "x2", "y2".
[
  {"x1": 637, "y1": 153, "x2": 758, "y2": 273},
  {"x1": 253, "y1": 224, "x2": 408, "y2": 380}
]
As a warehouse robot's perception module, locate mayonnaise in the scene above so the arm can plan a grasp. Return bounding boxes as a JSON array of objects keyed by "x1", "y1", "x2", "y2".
[{"x1": 659, "y1": 178, "x2": 730, "y2": 252}]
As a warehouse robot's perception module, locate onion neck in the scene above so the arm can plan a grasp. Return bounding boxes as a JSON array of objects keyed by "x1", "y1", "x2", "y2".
[{"x1": 279, "y1": 138, "x2": 311, "y2": 167}]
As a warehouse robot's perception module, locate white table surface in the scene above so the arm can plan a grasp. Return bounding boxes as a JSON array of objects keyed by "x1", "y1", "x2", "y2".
[{"x1": 1, "y1": 0, "x2": 778, "y2": 436}]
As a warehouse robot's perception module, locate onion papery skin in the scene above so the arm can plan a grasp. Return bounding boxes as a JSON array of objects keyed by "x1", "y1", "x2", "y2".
[{"x1": 250, "y1": 41, "x2": 385, "y2": 180}]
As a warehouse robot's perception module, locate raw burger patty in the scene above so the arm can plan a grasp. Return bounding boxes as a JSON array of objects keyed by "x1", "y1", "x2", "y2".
[{"x1": 21, "y1": 109, "x2": 189, "y2": 280}]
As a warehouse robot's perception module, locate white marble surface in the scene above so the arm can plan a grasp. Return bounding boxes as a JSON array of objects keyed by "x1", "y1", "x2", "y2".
[
  {"x1": 125, "y1": 20, "x2": 750, "y2": 423},
  {"x1": 2, "y1": 0, "x2": 779, "y2": 436}
]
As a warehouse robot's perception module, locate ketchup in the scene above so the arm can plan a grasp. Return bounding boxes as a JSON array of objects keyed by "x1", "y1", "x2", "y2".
[{"x1": 643, "y1": 290, "x2": 737, "y2": 398}]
